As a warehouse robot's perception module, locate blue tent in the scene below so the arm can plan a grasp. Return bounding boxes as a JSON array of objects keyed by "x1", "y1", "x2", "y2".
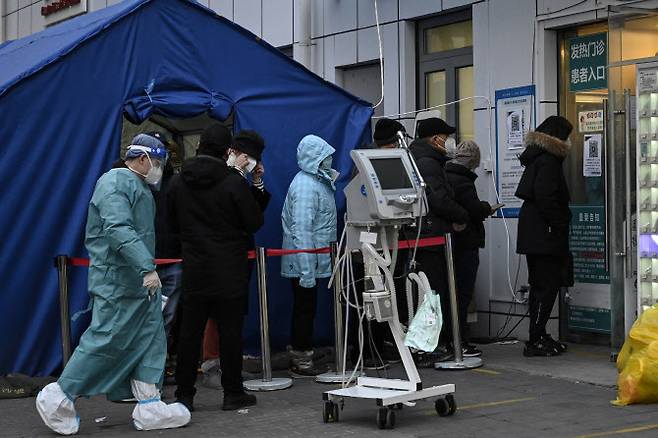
[{"x1": 0, "y1": 0, "x2": 372, "y2": 376}]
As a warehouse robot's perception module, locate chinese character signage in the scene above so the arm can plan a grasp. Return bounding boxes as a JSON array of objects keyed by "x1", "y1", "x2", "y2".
[
  {"x1": 578, "y1": 110, "x2": 604, "y2": 133},
  {"x1": 568, "y1": 33, "x2": 607, "y2": 92},
  {"x1": 494, "y1": 85, "x2": 535, "y2": 218},
  {"x1": 569, "y1": 205, "x2": 609, "y2": 284}
]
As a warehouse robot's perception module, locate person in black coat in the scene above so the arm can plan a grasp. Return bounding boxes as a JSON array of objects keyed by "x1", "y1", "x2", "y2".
[
  {"x1": 169, "y1": 123, "x2": 263, "y2": 412},
  {"x1": 409, "y1": 118, "x2": 469, "y2": 363},
  {"x1": 445, "y1": 140, "x2": 493, "y2": 358},
  {"x1": 515, "y1": 115, "x2": 573, "y2": 357}
]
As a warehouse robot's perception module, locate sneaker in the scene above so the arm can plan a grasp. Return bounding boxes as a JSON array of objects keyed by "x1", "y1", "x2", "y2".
[
  {"x1": 414, "y1": 351, "x2": 452, "y2": 368},
  {"x1": 523, "y1": 340, "x2": 560, "y2": 357},
  {"x1": 289, "y1": 349, "x2": 329, "y2": 377},
  {"x1": 462, "y1": 344, "x2": 482, "y2": 358},
  {"x1": 542, "y1": 334, "x2": 567, "y2": 353},
  {"x1": 222, "y1": 391, "x2": 257, "y2": 411}
]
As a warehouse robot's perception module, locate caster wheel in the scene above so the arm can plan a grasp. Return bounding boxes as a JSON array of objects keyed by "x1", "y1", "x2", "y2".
[
  {"x1": 446, "y1": 394, "x2": 457, "y2": 416},
  {"x1": 392, "y1": 403, "x2": 403, "y2": 410},
  {"x1": 385, "y1": 409, "x2": 396, "y2": 429},
  {"x1": 323, "y1": 401, "x2": 337, "y2": 423},
  {"x1": 435, "y1": 398, "x2": 450, "y2": 417},
  {"x1": 333, "y1": 401, "x2": 340, "y2": 422},
  {"x1": 376, "y1": 408, "x2": 387, "y2": 429}
]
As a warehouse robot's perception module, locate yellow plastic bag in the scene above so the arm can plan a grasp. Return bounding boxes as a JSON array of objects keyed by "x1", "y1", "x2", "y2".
[{"x1": 613, "y1": 305, "x2": 658, "y2": 406}]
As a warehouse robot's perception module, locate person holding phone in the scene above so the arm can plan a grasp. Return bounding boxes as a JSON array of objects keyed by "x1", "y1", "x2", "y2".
[{"x1": 445, "y1": 140, "x2": 495, "y2": 358}]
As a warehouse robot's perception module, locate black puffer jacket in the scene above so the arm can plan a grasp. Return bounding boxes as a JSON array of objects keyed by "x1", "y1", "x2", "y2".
[
  {"x1": 410, "y1": 139, "x2": 469, "y2": 244},
  {"x1": 515, "y1": 131, "x2": 572, "y2": 256},
  {"x1": 153, "y1": 168, "x2": 182, "y2": 259},
  {"x1": 167, "y1": 155, "x2": 264, "y2": 298},
  {"x1": 445, "y1": 162, "x2": 490, "y2": 250}
]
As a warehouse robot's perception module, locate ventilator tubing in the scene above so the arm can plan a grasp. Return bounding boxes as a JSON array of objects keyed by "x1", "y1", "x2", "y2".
[
  {"x1": 35, "y1": 382, "x2": 80, "y2": 436},
  {"x1": 130, "y1": 380, "x2": 191, "y2": 431}
]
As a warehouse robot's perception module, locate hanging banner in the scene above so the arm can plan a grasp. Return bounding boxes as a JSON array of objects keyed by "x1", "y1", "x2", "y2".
[
  {"x1": 494, "y1": 85, "x2": 535, "y2": 218},
  {"x1": 578, "y1": 110, "x2": 604, "y2": 133},
  {"x1": 568, "y1": 32, "x2": 607, "y2": 92},
  {"x1": 583, "y1": 134, "x2": 602, "y2": 177}
]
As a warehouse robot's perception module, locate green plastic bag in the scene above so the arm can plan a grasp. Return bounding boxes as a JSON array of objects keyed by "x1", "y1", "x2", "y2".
[{"x1": 404, "y1": 292, "x2": 442, "y2": 352}]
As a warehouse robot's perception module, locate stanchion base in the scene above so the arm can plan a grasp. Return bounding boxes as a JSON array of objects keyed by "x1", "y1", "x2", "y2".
[
  {"x1": 434, "y1": 357, "x2": 483, "y2": 370},
  {"x1": 315, "y1": 370, "x2": 365, "y2": 384},
  {"x1": 244, "y1": 378, "x2": 293, "y2": 391}
]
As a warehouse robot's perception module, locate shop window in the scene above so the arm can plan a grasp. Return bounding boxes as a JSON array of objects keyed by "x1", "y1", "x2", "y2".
[{"x1": 418, "y1": 10, "x2": 473, "y2": 142}]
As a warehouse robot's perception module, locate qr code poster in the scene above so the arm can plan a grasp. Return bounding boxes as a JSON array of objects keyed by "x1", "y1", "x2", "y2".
[
  {"x1": 506, "y1": 109, "x2": 525, "y2": 148},
  {"x1": 583, "y1": 134, "x2": 602, "y2": 177}
]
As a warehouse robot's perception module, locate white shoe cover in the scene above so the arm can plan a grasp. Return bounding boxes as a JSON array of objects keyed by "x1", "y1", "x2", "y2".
[
  {"x1": 35, "y1": 382, "x2": 80, "y2": 435},
  {"x1": 131, "y1": 380, "x2": 190, "y2": 431}
]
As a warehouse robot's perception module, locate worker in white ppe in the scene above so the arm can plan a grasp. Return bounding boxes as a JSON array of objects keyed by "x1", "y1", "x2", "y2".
[{"x1": 36, "y1": 133, "x2": 190, "y2": 435}]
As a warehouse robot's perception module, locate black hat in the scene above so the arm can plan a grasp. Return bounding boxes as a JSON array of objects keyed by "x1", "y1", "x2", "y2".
[
  {"x1": 233, "y1": 130, "x2": 265, "y2": 161},
  {"x1": 373, "y1": 118, "x2": 406, "y2": 146},
  {"x1": 535, "y1": 115, "x2": 573, "y2": 141},
  {"x1": 417, "y1": 118, "x2": 456, "y2": 138},
  {"x1": 199, "y1": 123, "x2": 232, "y2": 157}
]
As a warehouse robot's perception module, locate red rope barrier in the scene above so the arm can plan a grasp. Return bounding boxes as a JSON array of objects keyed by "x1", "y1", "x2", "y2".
[{"x1": 65, "y1": 237, "x2": 446, "y2": 267}]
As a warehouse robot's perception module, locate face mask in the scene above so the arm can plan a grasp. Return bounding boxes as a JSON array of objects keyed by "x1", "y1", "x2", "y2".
[
  {"x1": 444, "y1": 137, "x2": 457, "y2": 158},
  {"x1": 320, "y1": 156, "x2": 333, "y2": 170},
  {"x1": 144, "y1": 154, "x2": 163, "y2": 185},
  {"x1": 227, "y1": 151, "x2": 258, "y2": 174},
  {"x1": 328, "y1": 169, "x2": 340, "y2": 183},
  {"x1": 226, "y1": 152, "x2": 238, "y2": 168},
  {"x1": 245, "y1": 157, "x2": 258, "y2": 173},
  {"x1": 128, "y1": 154, "x2": 162, "y2": 185}
]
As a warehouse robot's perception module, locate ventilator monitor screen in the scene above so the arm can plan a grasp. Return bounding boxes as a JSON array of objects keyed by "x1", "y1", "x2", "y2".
[{"x1": 370, "y1": 157, "x2": 413, "y2": 190}]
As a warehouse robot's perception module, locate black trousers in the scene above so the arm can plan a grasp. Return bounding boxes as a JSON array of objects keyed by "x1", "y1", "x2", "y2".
[
  {"x1": 415, "y1": 247, "x2": 452, "y2": 344},
  {"x1": 453, "y1": 248, "x2": 480, "y2": 343},
  {"x1": 526, "y1": 254, "x2": 563, "y2": 343},
  {"x1": 175, "y1": 294, "x2": 247, "y2": 397},
  {"x1": 290, "y1": 279, "x2": 317, "y2": 351}
]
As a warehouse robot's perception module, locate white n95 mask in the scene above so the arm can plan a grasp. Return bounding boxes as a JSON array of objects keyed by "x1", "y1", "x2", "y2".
[
  {"x1": 444, "y1": 137, "x2": 457, "y2": 158},
  {"x1": 144, "y1": 161, "x2": 163, "y2": 185},
  {"x1": 246, "y1": 157, "x2": 258, "y2": 173}
]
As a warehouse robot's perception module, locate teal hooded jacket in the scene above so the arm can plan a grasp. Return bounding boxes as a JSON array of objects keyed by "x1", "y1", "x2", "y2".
[{"x1": 281, "y1": 135, "x2": 338, "y2": 288}]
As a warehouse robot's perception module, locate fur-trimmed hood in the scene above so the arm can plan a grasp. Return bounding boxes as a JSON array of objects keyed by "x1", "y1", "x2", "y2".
[{"x1": 519, "y1": 131, "x2": 570, "y2": 166}]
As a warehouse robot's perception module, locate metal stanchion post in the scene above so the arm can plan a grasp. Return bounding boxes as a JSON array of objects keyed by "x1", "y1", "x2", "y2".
[
  {"x1": 55, "y1": 255, "x2": 72, "y2": 368},
  {"x1": 435, "y1": 234, "x2": 483, "y2": 370},
  {"x1": 316, "y1": 242, "x2": 363, "y2": 383},
  {"x1": 244, "y1": 247, "x2": 292, "y2": 391}
]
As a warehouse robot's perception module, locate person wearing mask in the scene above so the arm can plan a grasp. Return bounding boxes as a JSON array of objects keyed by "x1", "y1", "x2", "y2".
[
  {"x1": 199, "y1": 130, "x2": 270, "y2": 389},
  {"x1": 445, "y1": 140, "x2": 494, "y2": 358},
  {"x1": 169, "y1": 123, "x2": 263, "y2": 412},
  {"x1": 516, "y1": 116, "x2": 573, "y2": 357},
  {"x1": 409, "y1": 118, "x2": 469, "y2": 366},
  {"x1": 281, "y1": 134, "x2": 338, "y2": 377},
  {"x1": 36, "y1": 134, "x2": 190, "y2": 435}
]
